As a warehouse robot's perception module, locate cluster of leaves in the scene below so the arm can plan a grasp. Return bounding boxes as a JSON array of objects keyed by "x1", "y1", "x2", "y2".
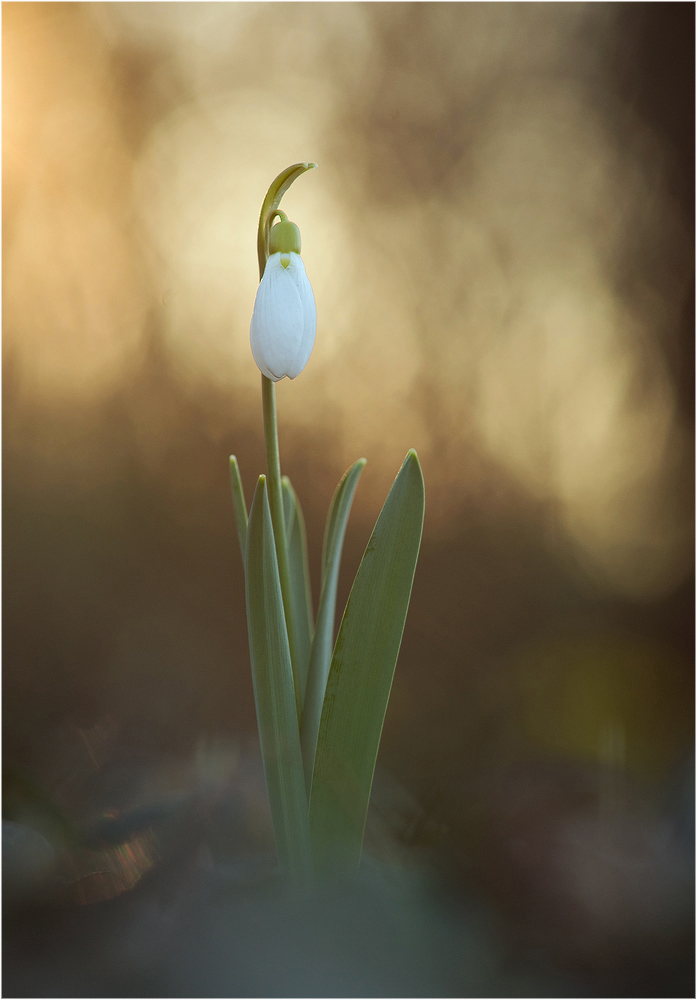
[{"x1": 230, "y1": 451, "x2": 424, "y2": 880}]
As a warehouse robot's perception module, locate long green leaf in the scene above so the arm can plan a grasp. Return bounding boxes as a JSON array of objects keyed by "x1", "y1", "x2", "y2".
[
  {"x1": 309, "y1": 450, "x2": 424, "y2": 875},
  {"x1": 229, "y1": 455, "x2": 248, "y2": 565},
  {"x1": 245, "y1": 475, "x2": 312, "y2": 879},
  {"x1": 301, "y1": 458, "x2": 366, "y2": 793},
  {"x1": 320, "y1": 459, "x2": 367, "y2": 587},
  {"x1": 281, "y1": 477, "x2": 314, "y2": 707}
]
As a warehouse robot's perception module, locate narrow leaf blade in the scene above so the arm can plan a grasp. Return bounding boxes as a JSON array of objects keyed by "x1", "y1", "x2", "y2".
[
  {"x1": 320, "y1": 459, "x2": 367, "y2": 588},
  {"x1": 282, "y1": 477, "x2": 314, "y2": 706},
  {"x1": 282, "y1": 477, "x2": 294, "y2": 536},
  {"x1": 301, "y1": 458, "x2": 366, "y2": 792},
  {"x1": 245, "y1": 475, "x2": 312, "y2": 879},
  {"x1": 309, "y1": 450, "x2": 425, "y2": 875},
  {"x1": 229, "y1": 456, "x2": 248, "y2": 565}
]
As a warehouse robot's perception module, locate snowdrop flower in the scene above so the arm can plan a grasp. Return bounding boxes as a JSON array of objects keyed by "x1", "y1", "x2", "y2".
[{"x1": 250, "y1": 216, "x2": 317, "y2": 381}]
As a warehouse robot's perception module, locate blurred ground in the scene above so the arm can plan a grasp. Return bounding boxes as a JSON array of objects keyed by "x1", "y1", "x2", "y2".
[{"x1": 3, "y1": 3, "x2": 694, "y2": 997}]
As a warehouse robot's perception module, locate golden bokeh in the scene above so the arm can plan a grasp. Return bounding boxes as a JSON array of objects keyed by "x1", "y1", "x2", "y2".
[{"x1": 3, "y1": 2, "x2": 692, "y2": 602}]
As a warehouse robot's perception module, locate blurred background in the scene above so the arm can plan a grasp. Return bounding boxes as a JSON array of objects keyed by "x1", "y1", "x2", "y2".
[{"x1": 3, "y1": 3, "x2": 694, "y2": 997}]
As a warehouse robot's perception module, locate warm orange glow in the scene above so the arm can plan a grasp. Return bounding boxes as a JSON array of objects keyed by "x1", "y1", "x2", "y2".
[{"x1": 3, "y1": 4, "x2": 692, "y2": 601}]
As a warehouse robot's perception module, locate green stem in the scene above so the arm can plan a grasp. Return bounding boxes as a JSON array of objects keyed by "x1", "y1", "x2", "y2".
[
  {"x1": 262, "y1": 373, "x2": 302, "y2": 717},
  {"x1": 255, "y1": 164, "x2": 317, "y2": 720}
]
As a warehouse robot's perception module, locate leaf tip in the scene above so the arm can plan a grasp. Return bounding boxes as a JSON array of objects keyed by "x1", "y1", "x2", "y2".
[{"x1": 402, "y1": 449, "x2": 425, "y2": 499}]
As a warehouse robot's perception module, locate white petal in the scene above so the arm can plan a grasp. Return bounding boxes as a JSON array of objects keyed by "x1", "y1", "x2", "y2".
[
  {"x1": 283, "y1": 253, "x2": 317, "y2": 379},
  {"x1": 249, "y1": 253, "x2": 304, "y2": 380}
]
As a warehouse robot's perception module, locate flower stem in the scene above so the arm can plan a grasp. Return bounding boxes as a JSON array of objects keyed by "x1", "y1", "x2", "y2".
[
  {"x1": 262, "y1": 373, "x2": 302, "y2": 718},
  {"x1": 255, "y1": 165, "x2": 316, "y2": 721}
]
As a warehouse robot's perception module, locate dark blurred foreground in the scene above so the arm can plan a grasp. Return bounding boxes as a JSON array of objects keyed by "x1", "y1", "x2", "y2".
[{"x1": 3, "y1": 734, "x2": 694, "y2": 998}]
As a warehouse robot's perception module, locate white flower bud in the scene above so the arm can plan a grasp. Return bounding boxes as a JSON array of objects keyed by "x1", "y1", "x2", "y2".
[{"x1": 250, "y1": 251, "x2": 316, "y2": 381}]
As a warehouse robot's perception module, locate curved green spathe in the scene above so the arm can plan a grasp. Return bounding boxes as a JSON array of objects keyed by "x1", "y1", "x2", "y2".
[{"x1": 256, "y1": 162, "x2": 317, "y2": 280}]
